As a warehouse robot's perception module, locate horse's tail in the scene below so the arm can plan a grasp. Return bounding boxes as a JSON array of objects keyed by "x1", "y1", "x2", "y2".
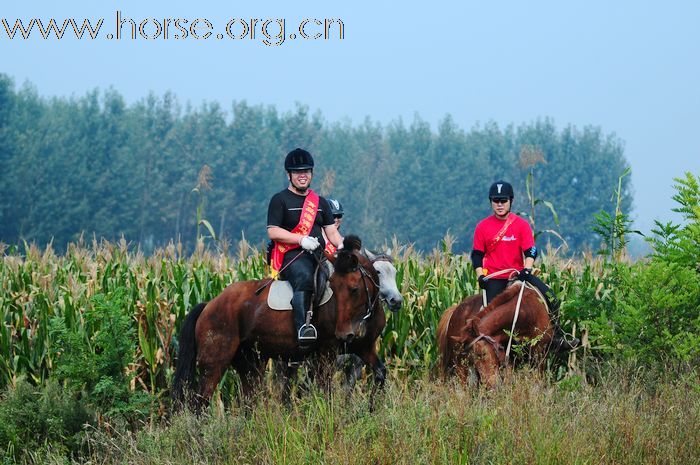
[
  {"x1": 437, "y1": 305, "x2": 458, "y2": 379},
  {"x1": 172, "y1": 302, "x2": 207, "y2": 407}
]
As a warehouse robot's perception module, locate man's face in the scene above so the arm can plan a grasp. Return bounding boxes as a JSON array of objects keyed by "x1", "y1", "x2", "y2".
[
  {"x1": 333, "y1": 216, "x2": 343, "y2": 229},
  {"x1": 490, "y1": 197, "x2": 511, "y2": 218},
  {"x1": 289, "y1": 169, "x2": 312, "y2": 192}
]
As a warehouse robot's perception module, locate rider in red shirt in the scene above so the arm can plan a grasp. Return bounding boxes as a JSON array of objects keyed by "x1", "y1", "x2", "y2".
[{"x1": 471, "y1": 180, "x2": 580, "y2": 351}]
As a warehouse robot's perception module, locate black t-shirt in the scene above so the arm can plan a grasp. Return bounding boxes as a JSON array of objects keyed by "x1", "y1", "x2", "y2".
[{"x1": 267, "y1": 189, "x2": 334, "y2": 249}]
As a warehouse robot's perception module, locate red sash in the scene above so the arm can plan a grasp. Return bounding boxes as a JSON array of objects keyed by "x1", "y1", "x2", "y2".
[
  {"x1": 324, "y1": 240, "x2": 337, "y2": 255},
  {"x1": 487, "y1": 213, "x2": 516, "y2": 250},
  {"x1": 270, "y1": 189, "x2": 320, "y2": 278}
]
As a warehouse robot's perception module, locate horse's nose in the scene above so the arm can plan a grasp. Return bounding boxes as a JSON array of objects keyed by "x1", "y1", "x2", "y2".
[
  {"x1": 389, "y1": 296, "x2": 403, "y2": 312},
  {"x1": 343, "y1": 332, "x2": 355, "y2": 343}
]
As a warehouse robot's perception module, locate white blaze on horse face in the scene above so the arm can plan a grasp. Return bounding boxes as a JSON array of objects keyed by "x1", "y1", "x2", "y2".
[{"x1": 373, "y1": 260, "x2": 403, "y2": 312}]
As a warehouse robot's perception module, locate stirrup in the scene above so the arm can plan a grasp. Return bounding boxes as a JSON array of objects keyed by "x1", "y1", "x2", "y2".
[{"x1": 298, "y1": 323, "x2": 318, "y2": 341}]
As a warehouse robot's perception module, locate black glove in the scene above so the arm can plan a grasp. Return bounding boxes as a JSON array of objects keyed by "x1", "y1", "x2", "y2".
[
  {"x1": 518, "y1": 268, "x2": 533, "y2": 281},
  {"x1": 477, "y1": 275, "x2": 487, "y2": 290}
]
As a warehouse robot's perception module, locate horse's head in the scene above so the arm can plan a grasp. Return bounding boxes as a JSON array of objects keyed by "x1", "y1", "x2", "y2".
[
  {"x1": 470, "y1": 339, "x2": 501, "y2": 389},
  {"x1": 365, "y1": 249, "x2": 403, "y2": 313},
  {"x1": 331, "y1": 235, "x2": 380, "y2": 342}
]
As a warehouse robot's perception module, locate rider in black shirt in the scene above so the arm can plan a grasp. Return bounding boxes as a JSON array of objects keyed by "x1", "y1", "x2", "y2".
[{"x1": 266, "y1": 148, "x2": 344, "y2": 347}]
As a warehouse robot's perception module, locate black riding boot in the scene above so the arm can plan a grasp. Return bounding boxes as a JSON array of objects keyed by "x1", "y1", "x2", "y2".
[
  {"x1": 547, "y1": 298, "x2": 581, "y2": 352},
  {"x1": 521, "y1": 274, "x2": 580, "y2": 352},
  {"x1": 291, "y1": 291, "x2": 316, "y2": 346}
]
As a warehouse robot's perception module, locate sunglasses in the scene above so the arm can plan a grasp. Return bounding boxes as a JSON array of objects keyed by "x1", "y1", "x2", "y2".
[
  {"x1": 491, "y1": 198, "x2": 510, "y2": 204},
  {"x1": 334, "y1": 215, "x2": 343, "y2": 219}
]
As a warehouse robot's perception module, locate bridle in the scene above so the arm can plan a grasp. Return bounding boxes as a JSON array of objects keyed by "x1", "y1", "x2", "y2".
[
  {"x1": 467, "y1": 333, "x2": 506, "y2": 367},
  {"x1": 368, "y1": 253, "x2": 397, "y2": 306},
  {"x1": 358, "y1": 263, "x2": 381, "y2": 321}
]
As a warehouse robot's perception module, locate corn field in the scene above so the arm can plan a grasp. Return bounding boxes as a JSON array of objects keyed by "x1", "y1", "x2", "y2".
[{"x1": 0, "y1": 235, "x2": 620, "y2": 397}]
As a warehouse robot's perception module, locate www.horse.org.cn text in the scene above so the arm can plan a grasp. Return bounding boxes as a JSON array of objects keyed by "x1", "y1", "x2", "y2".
[{"x1": 0, "y1": 11, "x2": 345, "y2": 46}]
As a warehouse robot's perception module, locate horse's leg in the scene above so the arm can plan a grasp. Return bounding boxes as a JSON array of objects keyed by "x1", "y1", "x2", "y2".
[
  {"x1": 271, "y1": 359, "x2": 298, "y2": 406},
  {"x1": 283, "y1": 361, "x2": 301, "y2": 406},
  {"x1": 369, "y1": 358, "x2": 386, "y2": 413},
  {"x1": 232, "y1": 349, "x2": 269, "y2": 404},
  {"x1": 530, "y1": 337, "x2": 551, "y2": 372},
  {"x1": 196, "y1": 337, "x2": 240, "y2": 409},
  {"x1": 336, "y1": 353, "x2": 364, "y2": 391},
  {"x1": 197, "y1": 363, "x2": 228, "y2": 412},
  {"x1": 356, "y1": 348, "x2": 385, "y2": 387},
  {"x1": 310, "y1": 351, "x2": 336, "y2": 395},
  {"x1": 352, "y1": 347, "x2": 386, "y2": 412}
]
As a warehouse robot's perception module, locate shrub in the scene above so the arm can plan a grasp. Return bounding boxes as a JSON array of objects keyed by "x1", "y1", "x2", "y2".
[
  {"x1": 0, "y1": 378, "x2": 92, "y2": 462},
  {"x1": 50, "y1": 290, "x2": 155, "y2": 426}
]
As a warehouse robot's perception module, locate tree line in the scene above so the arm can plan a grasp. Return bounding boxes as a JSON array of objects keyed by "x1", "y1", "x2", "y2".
[{"x1": 0, "y1": 73, "x2": 632, "y2": 253}]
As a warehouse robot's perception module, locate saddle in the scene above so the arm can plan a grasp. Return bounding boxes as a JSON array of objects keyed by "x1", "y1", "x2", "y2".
[{"x1": 267, "y1": 259, "x2": 334, "y2": 311}]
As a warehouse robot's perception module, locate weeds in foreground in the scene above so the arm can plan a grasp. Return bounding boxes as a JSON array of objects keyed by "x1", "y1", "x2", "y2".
[{"x1": 7, "y1": 367, "x2": 693, "y2": 465}]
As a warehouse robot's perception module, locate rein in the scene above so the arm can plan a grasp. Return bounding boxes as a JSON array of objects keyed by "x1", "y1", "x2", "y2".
[
  {"x1": 483, "y1": 268, "x2": 520, "y2": 280},
  {"x1": 358, "y1": 264, "x2": 381, "y2": 321},
  {"x1": 505, "y1": 281, "x2": 527, "y2": 359},
  {"x1": 367, "y1": 254, "x2": 394, "y2": 307},
  {"x1": 474, "y1": 269, "x2": 538, "y2": 361},
  {"x1": 479, "y1": 268, "x2": 519, "y2": 311},
  {"x1": 254, "y1": 250, "x2": 309, "y2": 295}
]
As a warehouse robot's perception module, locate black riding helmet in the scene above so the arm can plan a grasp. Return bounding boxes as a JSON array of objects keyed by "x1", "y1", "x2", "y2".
[
  {"x1": 488, "y1": 180, "x2": 514, "y2": 200},
  {"x1": 285, "y1": 148, "x2": 314, "y2": 171},
  {"x1": 328, "y1": 198, "x2": 344, "y2": 217}
]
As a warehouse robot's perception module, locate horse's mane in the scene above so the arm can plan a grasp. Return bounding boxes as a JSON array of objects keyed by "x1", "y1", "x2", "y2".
[
  {"x1": 335, "y1": 234, "x2": 363, "y2": 274},
  {"x1": 344, "y1": 234, "x2": 362, "y2": 252},
  {"x1": 479, "y1": 283, "x2": 522, "y2": 317}
]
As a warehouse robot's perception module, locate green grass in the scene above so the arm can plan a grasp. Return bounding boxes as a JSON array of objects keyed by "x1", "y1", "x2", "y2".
[{"x1": 32, "y1": 367, "x2": 696, "y2": 465}]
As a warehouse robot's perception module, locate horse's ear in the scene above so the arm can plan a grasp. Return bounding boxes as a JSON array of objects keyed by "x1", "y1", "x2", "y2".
[
  {"x1": 365, "y1": 249, "x2": 377, "y2": 261},
  {"x1": 465, "y1": 318, "x2": 480, "y2": 337}
]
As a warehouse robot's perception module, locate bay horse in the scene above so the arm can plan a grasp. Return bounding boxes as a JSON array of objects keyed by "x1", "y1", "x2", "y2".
[
  {"x1": 172, "y1": 235, "x2": 402, "y2": 409},
  {"x1": 437, "y1": 281, "x2": 553, "y2": 388}
]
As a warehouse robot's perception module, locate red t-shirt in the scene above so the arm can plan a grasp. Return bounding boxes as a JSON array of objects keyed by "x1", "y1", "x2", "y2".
[{"x1": 472, "y1": 213, "x2": 535, "y2": 280}]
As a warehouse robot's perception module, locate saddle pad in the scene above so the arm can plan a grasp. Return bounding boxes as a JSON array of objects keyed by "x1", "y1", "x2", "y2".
[{"x1": 267, "y1": 280, "x2": 333, "y2": 311}]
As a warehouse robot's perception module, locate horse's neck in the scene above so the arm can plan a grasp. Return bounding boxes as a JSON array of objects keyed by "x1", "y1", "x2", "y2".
[
  {"x1": 315, "y1": 298, "x2": 338, "y2": 332},
  {"x1": 480, "y1": 305, "x2": 519, "y2": 335},
  {"x1": 368, "y1": 300, "x2": 385, "y2": 327}
]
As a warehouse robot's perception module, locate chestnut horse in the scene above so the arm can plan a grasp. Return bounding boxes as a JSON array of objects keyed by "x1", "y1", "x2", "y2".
[
  {"x1": 172, "y1": 236, "x2": 401, "y2": 409},
  {"x1": 437, "y1": 282, "x2": 553, "y2": 388}
]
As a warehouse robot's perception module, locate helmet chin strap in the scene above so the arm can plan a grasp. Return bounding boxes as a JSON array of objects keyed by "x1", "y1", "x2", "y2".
[
  {"x1": 288, "y1": 172, "x2": 310, "y2": 194},
  {"x1": 493, "y1": 199, "x2": 512, "y2": 219}
]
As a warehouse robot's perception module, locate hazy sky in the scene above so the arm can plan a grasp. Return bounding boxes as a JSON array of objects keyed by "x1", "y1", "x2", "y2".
[{"x1": 2, "y1": 1, "x2": 698, "y2": 234}]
